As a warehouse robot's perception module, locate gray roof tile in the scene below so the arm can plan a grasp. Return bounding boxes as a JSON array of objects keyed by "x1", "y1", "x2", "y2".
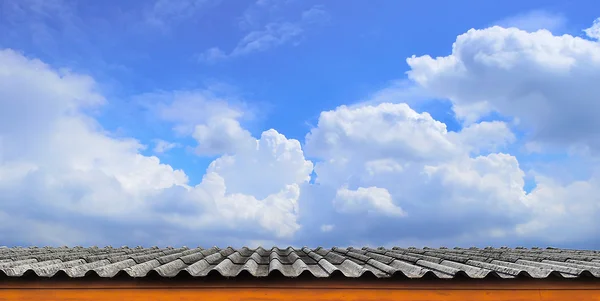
[
  {"x1": 0, "y1": 246, "x2": 598, "y2": 279},
  {"x1": 153, "y1": 259, "x2": 187, "y2": 277},
  {"x1": 93, "y1": 259, "x2": 137, "y2": 277},
  {"x1": 3, "y1": 259, "x2": 63, "y2": 277},
  {"x1": 62, "y1": 259, "x2": 111, "y2": 277},
  {"x1": 123, "y1": 259, "x2": 161, "y2": 277}
]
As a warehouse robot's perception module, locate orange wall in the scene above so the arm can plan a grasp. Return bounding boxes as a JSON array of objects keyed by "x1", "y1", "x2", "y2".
[
  {"x1": 1, "y1": 287, "x2": 600, "y2": 301},
  {"x1": 1, "y1": 279, "x2": 599, "y2": 301}
]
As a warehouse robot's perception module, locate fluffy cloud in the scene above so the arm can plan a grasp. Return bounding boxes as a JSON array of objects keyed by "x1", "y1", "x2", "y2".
[
  {"x1": 192, "y1": 118, "x2": 255, "y2": 156},
  {"x1": 518, "y1": 174, "x2": 600, "y2": 243},
  {"x1": 305, "y1": 103, "x2": 463, "y2": 166},
  {"x1": 300, "y1": 85, "x2": 598, "y2": 247},
  {"x1": 152, "y1": 139, "x2": 180, "y2": 154},
  {"x1": 493, "y1": 10, "x2": 567, "y2": 33},
  {"x1": 206, "y1": 129, "x2": 313, "y2": 199},
  {"x1": 3, "y1": 16, "x2": 600, "y2": 249},
  {"x1": 305, "y1": 103, "x2": 515, "y2": 185},
  {"x1": 406, "y1": 26, "x2": 600, "y2": 152},
  {"x1": 300, "y1": 102, "x2": 531, "y2": 246},
  {"x1": 584, "y1": 17, "x2": 600, "y2": 40},
  {"x1": 157, "y1": 128, "x2": 313, "y2": 239},
  {"x1": 402, "y1": 22, "x2": 600, "y2": 246},
  {"x1": 138, "y1": 90, "x2": 255, "y2": 156},
  {"x1": 0, "y1": 49, "x2": 311, "y2": 246},
  {"x1": 456, "y1": 121, "x2": 516, "y2": 154},
  {"x1": 333, "y1": 186, "x2": 405, "y2": 217}
]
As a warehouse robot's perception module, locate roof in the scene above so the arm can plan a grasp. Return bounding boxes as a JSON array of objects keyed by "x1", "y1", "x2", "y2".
[{"x1": 0, "y1": 246, "x2": 599, "y2": 279}]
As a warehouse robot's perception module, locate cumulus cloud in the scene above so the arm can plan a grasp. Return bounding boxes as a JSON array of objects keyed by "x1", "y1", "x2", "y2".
[
  {"x1": 299, "y1": 86, "x2": 599, "y2": 248},
  {"x1": 0, "y1": 49, "x2": 312, "y2": 246},
  {"x1": 206, "y1": 129, "x2": 313, "y2": 199},
  {"x1": 493, "y1": 10, "x2": 567, "y2": 33},
  {"x1": 299, "y1": 102, "x2": 533, "y2": 246},
  {"x1": 334, "y1": 186, "x2": 405, "y2": 217},
  {"x1": 352, "y1": 80, "x2": 434, "y2": 107},
  {"x1": 3, "y1": 16, "x2": 600, "y2": 249},
  {"x1": 518, "y1": 174, "x2": 600, "y2": 243},
  {"x1": 146, "y1": 90, "x2": 245, "y2": 134},
  {"x1": 456, "y1": 121, "x2": 516, "y2": 154},
  {"x1": 192, "y1": 118, "x2": 255, "y2": 156},
  {"x1": 584, "y1": 17, "x2": 600, "y2": 40},
  {"x1": 305, "y1": 103, "x2": 463, "y2": 166},
  {"x1": 138, "y1": 90, "x2": 255, "y2": 156},
  {"x1": 396, "y1": 19, "x2": 600, "y2": 247},
  {"x1": 407, "y1": 26, "x2": 600, "y2": 152}
]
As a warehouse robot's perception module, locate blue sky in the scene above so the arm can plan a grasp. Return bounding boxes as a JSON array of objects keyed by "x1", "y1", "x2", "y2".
[{"x1": 0, "y1": 0, "x2": 599, "y2": 249}]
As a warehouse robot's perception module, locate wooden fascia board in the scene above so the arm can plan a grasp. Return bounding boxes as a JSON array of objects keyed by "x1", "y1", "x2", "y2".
[
  {"x1": 1, "y1": 278, "x2": 599, "y2": 289},
  {"x1": 1, "y1": 279, "x2": 599, "y2": 301}
]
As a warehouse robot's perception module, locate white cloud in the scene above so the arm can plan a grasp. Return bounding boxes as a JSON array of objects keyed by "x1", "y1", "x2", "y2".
[
  {"x1": 364, "y1": 159, "x2": 404, "y2": 176},
  {"x1": 154, "y1": 126, "x2": 314, "y2": 240},
  {"x1": 406, "y1": 25, "x2": 600, "y2": 152},
  {"x1": 352, "y1": 80, "x2": 434, "y2": 108},
  {"x1": 255, "y1": 0, "x2": 293, "y2": 7},
  {"x1": 143, "y1": 0, "x2": 213, "y2": 30},
  {"x1": 3, "y1": 15, "x2": 600, "y2": 249},
  {"x1": 192, "y1": 118, "x2": 255, "y2": 156},
  {"x1": 493, "y1": 10, "x2": 567, "y2": 33},
  {"x1": 138, "y1": 90, "x2": 256, "y2": 156},
  {"x1": 231, "y1": 22, "x2": 303, "y2": 56},
  {"x1": 517, "y1": 174, "x2": 600, "y2": 243},
  {"x1": 422, "y1": 153, "x2": 527, "y2": 217},
  {"x1": 305, "y1": 103, "x2": 462, "y2": 167},
  {"x1": 198, "y1": 47, "x2": 228, "y2": 63},
  {"x1": 395, "y1": 20, "x2": 600, "y2": 246},
  {"x1": 301, "y1": 95, "x2": 598, "y2": 247},
  {"x1": 455, "y1": 121, "x2": 516, "y2": 154},
  {"x1": 200, "y1": 22, "x2": 303, "y2": 63},
  {"x1": 301, "y1": 102, "x2": 531, "y2": 245},
  {"x1": 0, "y1": 49, "x2": 312, "y2": 246},
  {"x1": 301, "y1": 5, "x2": 330, "y2": 24},
  {"x1": 153, "y1": 139, "x2": 180, "y2": 154},
  {"x1": 0, "y1": 0, "x2": 80, "y2": 49},
  {"x1": 162, "y1": 172, "x2": 304, "y2": 239},
  {"x1": 320, "y1": 224, "x2": 334, "y2": 232},
  {"x1": 200, "y1": 5, "x2": 329, "y2": 62},
  {"x1": 238, "y1": 0, "x2": 280, "y2": 30},
  {"x1": 334, "y1": 186, "x2": 405, "y2": 217},
  {"x1": 584, "y1": 17, "x2": 600, "y2": 40},
  {"x1": 206, "y1": 129, "x2": 313, "y2": 199},
  {"x1": 147, "y1": 90, "x2": 245, "y2": 134}
]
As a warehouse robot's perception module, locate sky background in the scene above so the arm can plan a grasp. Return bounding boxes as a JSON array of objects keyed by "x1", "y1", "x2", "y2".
[{"x1": 0, "y1": 0, "x2": 599, "y2": 249}]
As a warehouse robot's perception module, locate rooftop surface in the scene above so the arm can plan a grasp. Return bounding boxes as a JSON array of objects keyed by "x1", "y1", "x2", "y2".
[{"x1": 1, "y1": 246, "x2": 599, "y2": 279}]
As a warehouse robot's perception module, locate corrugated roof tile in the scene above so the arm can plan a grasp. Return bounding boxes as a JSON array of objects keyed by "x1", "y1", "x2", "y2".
[
  {"x1": 153, "y1": 259, "x2": 187, "y2": 277},
  {"x1": 123, "y1": 259, "x2": 161, "y2": 277},
  {"x1": 0, "y1": 246, "x2": 598, "y2": 279},
  {"x1": 28, "y1": 259, "x2": 87, "y2": 277},
  {"x1": 3, "y1": 259, "x2": 62, "y2": 277},
  {"x1": 93, "y1": 259, "x2": 136, "y2": 277},
  {"x1": 567, "y1": 259, "x2": 600, "y2": 269},
  {"x1": 62, "y1": 259, "x2": 111, "y2": 277},
  {"x1": 184, "y1": 259, "x2": 212, "y2": 276}
]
